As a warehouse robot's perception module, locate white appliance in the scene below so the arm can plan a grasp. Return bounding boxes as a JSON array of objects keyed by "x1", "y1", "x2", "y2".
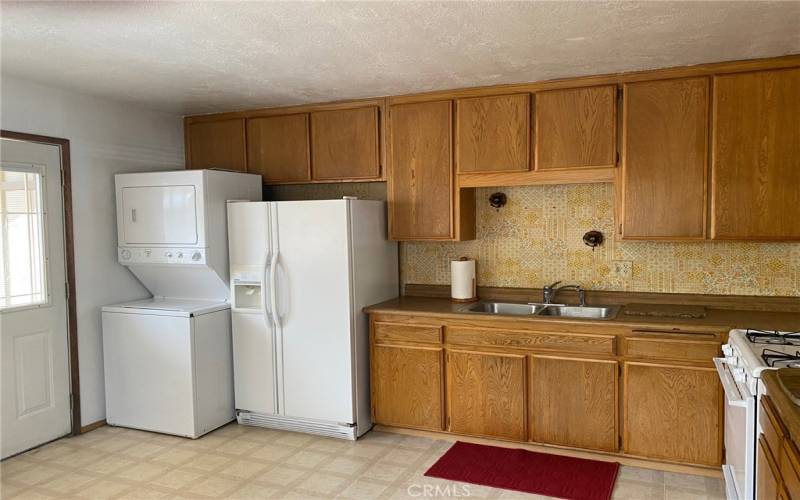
[
  {"x1": 103, "y1": 169, "x2": 261, "y2": 438},
  {"x1": 717, "y1": 328, "x2": 800, "y2": 500},
  {"x1": 227, "y1": 199, "x2": 398, "y2": 440}
]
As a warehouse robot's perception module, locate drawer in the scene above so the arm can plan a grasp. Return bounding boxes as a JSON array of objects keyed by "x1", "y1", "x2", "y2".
[
  {"x1": 622, "y1": 336, "x2": 720, "y2": 362},
  {"x1": 374, "y1": 322, "x2": 442, "y2": 344},
  {"x1": 782, "y1": 439, "x2": 800, "y2": 499},
  {"x1": 445, "y1": 327, "x2": 615, "y2": 355},
  {"x1": 761, "y1": 395, "x2": 787, "y2": 466}
]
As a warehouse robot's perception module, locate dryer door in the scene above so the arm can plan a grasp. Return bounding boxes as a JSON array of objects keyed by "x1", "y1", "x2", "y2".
[{"x1": 120, "y1": 185, "x2": 199, "y2": 245}]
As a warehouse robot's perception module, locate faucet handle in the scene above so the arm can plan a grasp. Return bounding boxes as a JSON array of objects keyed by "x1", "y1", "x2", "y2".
[{"x1": 545, "y1": 280, "x2": 562, "y2": 290}]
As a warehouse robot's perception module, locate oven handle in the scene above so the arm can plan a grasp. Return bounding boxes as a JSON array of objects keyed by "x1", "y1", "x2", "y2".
[{"x1": 713, "y1": 357, "x2": 749, "y2": 408}]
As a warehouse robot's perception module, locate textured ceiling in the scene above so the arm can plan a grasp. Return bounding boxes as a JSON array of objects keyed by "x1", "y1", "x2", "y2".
[{"x1": 2, "y1": 1, "x2": 799, "y2": 115}]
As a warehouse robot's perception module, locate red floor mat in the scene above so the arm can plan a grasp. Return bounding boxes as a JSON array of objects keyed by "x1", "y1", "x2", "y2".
[{"x1": 425, "y1": 441, "x2": 620, "y2": 500}]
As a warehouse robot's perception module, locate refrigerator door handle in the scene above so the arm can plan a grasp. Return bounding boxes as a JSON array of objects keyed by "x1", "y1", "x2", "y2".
[
  {"x1": 262, "y1": 252, "x2": 273, "y2": 323},
  {"x1": 269, "y1": 251, "x2": 280, "y2": 329}
]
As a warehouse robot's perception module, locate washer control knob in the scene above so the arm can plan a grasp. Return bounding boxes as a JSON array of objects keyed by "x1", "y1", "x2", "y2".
[
  {"x1": 120, "y1": 249, "x2": 131, "y2": 260},
  {"x1": 165, "y1": 252, "x2": 173, "y2": 258},
  {"x1": 192, "y1": 252, "x2": 202, "y2": 261},
  {"x1": 177, "y1": 252, "x2": 183, "y2": 259}
]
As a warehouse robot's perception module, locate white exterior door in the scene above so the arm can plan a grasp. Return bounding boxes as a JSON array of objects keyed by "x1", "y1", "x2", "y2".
[
  {"x1": 274, "y1": 201, "x2": 355, "y2": 423},
  {"x1": 0, "y1": 138, "x2": 72, "y2": 458}
]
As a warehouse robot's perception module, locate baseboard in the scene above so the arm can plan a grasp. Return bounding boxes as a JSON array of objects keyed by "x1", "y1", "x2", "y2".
[
  {"x1": 79, "y1": 420, "x2": 106, "y2": 434},
  {"x1": 373, "y1": 425, "x2": 723, "y2": 479}
]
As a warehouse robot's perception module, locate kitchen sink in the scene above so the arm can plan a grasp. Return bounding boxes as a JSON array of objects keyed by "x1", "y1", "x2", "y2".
[
  {"x1": 469, "y1": 302, "x2": 547, "y2": 316},
  {"x1": 468, "y1": 302, "x2": 620, "y2": 320},
  {"x1": 536, "y1": 305, "x2": 619, "y2": 320}
]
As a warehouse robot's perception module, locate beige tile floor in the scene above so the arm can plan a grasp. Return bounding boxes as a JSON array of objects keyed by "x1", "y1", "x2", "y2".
[{"x1": 0, "y1": 423, "x2": 726, "y2": 499}]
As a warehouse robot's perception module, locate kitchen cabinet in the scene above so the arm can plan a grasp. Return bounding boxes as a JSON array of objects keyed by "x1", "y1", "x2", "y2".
[
  {"x1": 534, "y1": 85, "x2": 617, "y2": 170},
  {"x1": 620, "y1": 77, "x2": 709, "y2": 240},
  {"x1": 446, "y1": 349, "x2": 526, "y2": 441},
  {"x1": 782, "y1": 441, "x2": 800, "y2": 499},
  {"x1": 368, "y1": 309, "x2": 727, "y2": 472},
  {"x1": 623, "y1": 361, "x2": 722, "y2": 466},
  {"x1": 759, "y1": 436, "x2": 782, "y2": 500},
  {"x1": 529, "y1": 355, "x2": 617, "y2": 452},
  {"x1": 388, "y1": 99, "x2": 475, "y2": 241},
  {"x1": 455, "y1": 94, "x2": 530, "y2": 173},
  {"x1": 371, "y1": 343, "x2": 444, "y2": 431},
  {"x1": 711, "y1": 68, "x2": 800, "y2": 240},
  {"x1": 310, "y1": 106, "x2": 381, "y2": 181},
  {"x1": 185, "y1": 118, "x2": 247, "y2": 171},
  {"x1": 246, "y1": 114, "x2": 311, "y2": 184}
]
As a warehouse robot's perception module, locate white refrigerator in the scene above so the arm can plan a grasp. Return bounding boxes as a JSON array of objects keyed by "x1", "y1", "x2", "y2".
[{"x1": 227, "y1": 199, "x2": 398, "y2": 439}]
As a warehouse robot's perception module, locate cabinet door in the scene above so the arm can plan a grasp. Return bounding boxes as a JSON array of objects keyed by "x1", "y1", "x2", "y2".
[
  {"x1": 758, "y1": 436, "x2": 781, "y2": 500},
  {"x1": 372, "y1": 344, "x2": 443, "y2": 431},
  {"x1": 186, "y1": 118, "x2": 246, "y2": 171},
  {"x1": 388, "y1": 100, "x2": 454, "y2": 240},
  {"x1": 711, "y1": 68, "x2": 800, "y2": 240},
  {"x1": 311, "y1": 106, "x2": 381, "y2": 181},
  {"x1": 247, "y1": 114, "x2": 311, "y2": 184},
  {"x1": 535, "y1": 85, "x2": 617, "y2": 170},
  {"x1": 529, "y1": 355, "x2": 617, "y2": 451},
  {"x1": 456, "y1": 94, "x2": 530, "y2": 173},
  {"x1": 623, "y1": 361, "x2": 722, "y2": 466},
  {"x1": 446, "y1": 349, "x2": 526, "y2": 440},
  {"x1": 621, "y1": 78, "x2": 709, "y2": 239}
]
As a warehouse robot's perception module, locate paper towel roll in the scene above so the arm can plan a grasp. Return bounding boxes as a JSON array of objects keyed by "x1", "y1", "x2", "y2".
[{"x1": 451, "y1": 258, "x2": 477, "y2": 302}]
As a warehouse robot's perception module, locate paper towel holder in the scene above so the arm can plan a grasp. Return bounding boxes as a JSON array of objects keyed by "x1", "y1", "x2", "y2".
[{"x1": 451, "y1": 257, "x2": 479, "y2": 303}]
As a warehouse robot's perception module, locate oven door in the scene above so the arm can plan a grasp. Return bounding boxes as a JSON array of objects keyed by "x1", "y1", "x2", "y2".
[{"x1": 714, "y1": 357, "x2": 756, "y2": 500}]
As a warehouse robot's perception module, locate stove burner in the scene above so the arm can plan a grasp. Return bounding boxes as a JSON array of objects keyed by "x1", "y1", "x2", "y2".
[
  {"x1": 746, "y1": 329, "x2": 800, "y2": 346},
  {"x1": 762, "y1": 348, "x2": 800, "y2": 368}
]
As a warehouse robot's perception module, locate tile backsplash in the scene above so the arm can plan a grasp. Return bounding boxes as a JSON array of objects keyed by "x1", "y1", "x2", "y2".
[{"x1": 267, "y1": 182, "x2": 800, "y2": 297}]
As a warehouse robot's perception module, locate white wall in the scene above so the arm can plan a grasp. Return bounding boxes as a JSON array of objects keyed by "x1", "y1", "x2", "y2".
[{"x1": 1, "y1": 76, "x2": 184, "y2": 426}]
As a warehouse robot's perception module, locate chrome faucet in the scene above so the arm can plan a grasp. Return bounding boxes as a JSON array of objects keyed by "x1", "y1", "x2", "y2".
[
  {"x1": 542, "y1": 281, "x2": 562, "y2": 304},
  {"x1": 542, "y1": 281, "x2": 586, "y2": 307}
]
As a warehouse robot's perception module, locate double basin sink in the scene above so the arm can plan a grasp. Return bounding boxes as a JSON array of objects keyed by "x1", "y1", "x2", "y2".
[{"x1": 469, "y1": 301, "x2": 620, "y2": 320}]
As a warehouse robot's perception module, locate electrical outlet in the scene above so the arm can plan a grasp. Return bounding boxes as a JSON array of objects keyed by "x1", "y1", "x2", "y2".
[{"x1": 612, "y1": 260, "x2": 633, "y2": 279}]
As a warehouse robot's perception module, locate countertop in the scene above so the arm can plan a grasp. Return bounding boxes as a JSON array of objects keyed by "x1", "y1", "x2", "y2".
[
  {"x1": 364, "y1": 295, "x2": 800, "y2": 331},
  {"x1": 763, "y1": 370, "x2": 800, "y2": 445}
]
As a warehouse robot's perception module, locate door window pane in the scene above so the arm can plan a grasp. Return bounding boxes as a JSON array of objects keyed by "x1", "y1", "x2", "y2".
[{"x1": 0, "y1": 167, "x2": 48, "y2": 309}]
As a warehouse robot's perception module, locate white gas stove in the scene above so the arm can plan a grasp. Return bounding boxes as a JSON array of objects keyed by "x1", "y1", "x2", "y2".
[{"x1": 719, "y1": 328, "x2": 800, "y2": 500}]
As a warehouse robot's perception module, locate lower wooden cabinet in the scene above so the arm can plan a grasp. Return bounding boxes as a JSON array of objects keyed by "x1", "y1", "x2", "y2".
[
  {"x1": 446, "y1": 349, "x2": 526, "y2": 441},
  {"x1": 369, "y1": 314, "x2": 725, "y2": 471},
  {"x1": 623, "y1": 361, "x2": 722, "y2": 466},
  {"x1": 529, "y1": 355, "x2": 618, "y2": 451},
  {"x1": 371, "y1": 344, "x2": 444, "y2": 431},
  {"x1": 759, "y1": 436, "x2": 782, "y2": 500}
]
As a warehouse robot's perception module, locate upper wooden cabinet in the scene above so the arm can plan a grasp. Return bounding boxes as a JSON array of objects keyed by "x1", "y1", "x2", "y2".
[
  {"x1": 388, "y1": 100, "x2": 474, "y2": 241},
  {"x1": 711, "y1": 68, "x2": 800, "y2": 240},
  {"x1": 455, "y1": 94, "x2": 530, "y2": 173},
  {"x1": 185, "y1": 118, "x2": 247, "y2": 171},
  {"x1": 247, "y1": 114, "x2": 311, "y2": 184},
  {"x1": 310, "y1": 106, "x2": 381, "y2": 181},
  {"x1": 620, "y1": 77, "x2": 709, "y2": 240},
  {"x1": 535, "y1": 85, "x2": 617, "y2": 170}
]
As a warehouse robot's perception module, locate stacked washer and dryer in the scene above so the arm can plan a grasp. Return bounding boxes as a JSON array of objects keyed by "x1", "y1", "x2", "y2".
[{"x1": 102, "y1": 169, "x2": 261, "y2": 438}]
